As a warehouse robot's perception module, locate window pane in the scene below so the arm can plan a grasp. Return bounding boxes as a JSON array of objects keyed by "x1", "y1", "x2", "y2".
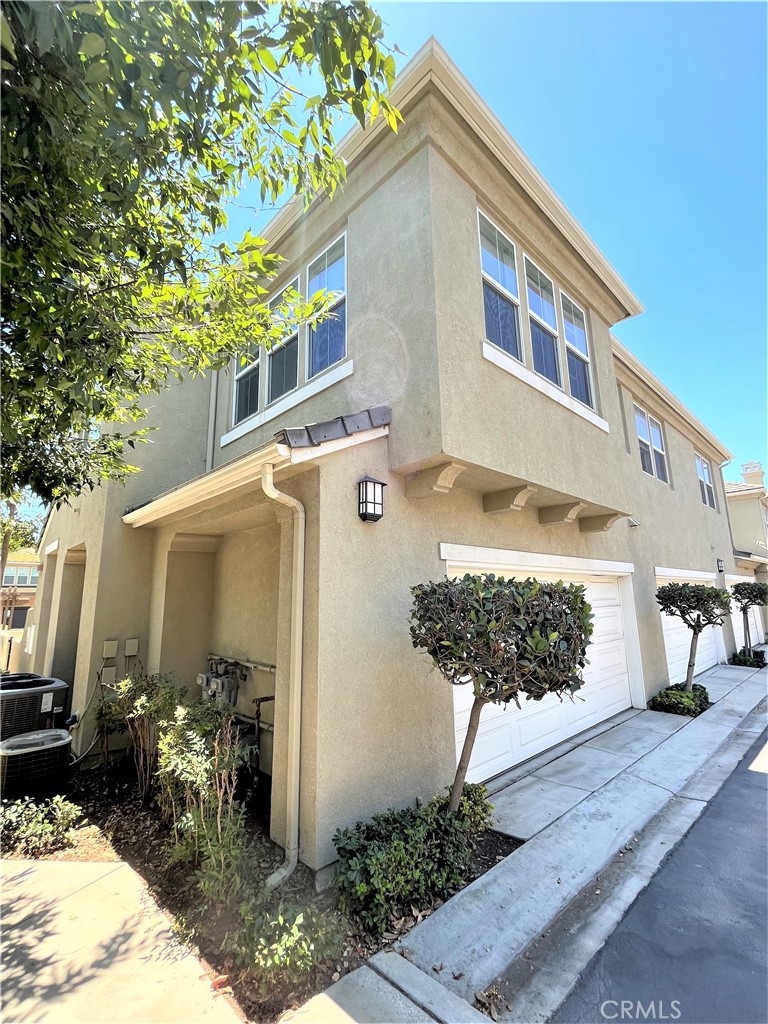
[
  {"x1": 562, "y1": 296, "x2": 588, "y2": 356},
  {"x1": 235, "y1": 364, "x2": 260, "y2": 423},
  {"x1": 30, "y1": 569, "x2": 39, "y2": 586},
  {"x1": 639, "y1": 440, "x2": 654, "y2": 475},
  {"x1": 479, "y1": 215, "x2": 517, "y2": 296},
  {"x1": 269, "y1": 335, "x2": 298, "y2": 403},
  {"x1": 526, "y1": 260, "x2": 557, "y2": 329},
  {"x1": 530, "y1": 319, "x2": 560, "y2": 385},
  {"x1": 2, "y1": 569, "x2": 14, "y2": 586},
  {"x1": 235, "y1": 341, "x2": 260, "y2": 376},
  {"x1": 309, "y1": 299, "x2": 346, "y2": 378},
  {"x1": 309, "y1": 238, "x2": 345, "y2": 296},
  {"x1": 567, "y1": 351, "x2": 592, "y2": 407},
  {"x1": 16, "y1": 568, "x2": 29, "y2": 585},
  {"x1": 635, "y1": 408, "x2": 650, "y2": 442},
  {"x1": 483, "y1": 281, "x2": 521, "y2": 360},
  {"x1": 654, "y1": 450, "x2": 668, "y2": 483},
  {"x1": 702, "y1": 459, "x2": 713, "y2": 485},
  {"x1": 706, "y1": 484, "x2": 716, "y2": 509},
  {"x1": 649, "y1": 418, "x2": 664, "y2": 452}
]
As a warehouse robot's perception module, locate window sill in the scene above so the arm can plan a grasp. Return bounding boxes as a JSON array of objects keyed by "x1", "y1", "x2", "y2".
[
  {"x1": 221, "y1": 359, "x2": 353, "y2": 448},
  {"x1": 483, "y1": 341, "x2": 610, "y2": 433}
]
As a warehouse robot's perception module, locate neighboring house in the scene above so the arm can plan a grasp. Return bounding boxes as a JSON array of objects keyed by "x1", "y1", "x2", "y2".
[
  {"x1": 1, "y1": 548, "x2": 40, "y2": 630},
  {"x1": 725, "y1": 461, "x2": 768, "y2": 643},
  {"x1": 25, "y1": 40, "x2": 749, "y2": 876}
]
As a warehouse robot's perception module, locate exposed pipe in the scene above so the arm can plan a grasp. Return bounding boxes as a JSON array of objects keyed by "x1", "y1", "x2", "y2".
[{"x1": 260, "y1": 462, "x2": 305, "y2": 890}]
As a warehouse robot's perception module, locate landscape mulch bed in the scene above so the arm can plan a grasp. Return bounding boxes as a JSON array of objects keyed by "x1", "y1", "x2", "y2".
[{"x1": 22, "y1": 758, "x2": 522, "y2": 1022}]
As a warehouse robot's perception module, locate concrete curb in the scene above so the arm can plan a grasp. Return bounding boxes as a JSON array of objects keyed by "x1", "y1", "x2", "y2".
[{"x1": 394, "y1": 669, "x2": 767, "y2": 1006}]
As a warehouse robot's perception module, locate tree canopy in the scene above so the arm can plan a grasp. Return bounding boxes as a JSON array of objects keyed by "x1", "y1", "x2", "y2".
[
  {"x1": 1, "y1": 0, "x2": 400, "y2": 503},
  {"x1": 656, "y1": 582, "x2": 731, "y2": 691}
]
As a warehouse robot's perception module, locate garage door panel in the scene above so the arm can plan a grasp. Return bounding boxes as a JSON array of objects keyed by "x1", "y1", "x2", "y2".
[
  {"x1": 658, "y1": 579, "x2": 720, "y2": 684},
  {"x1": 451, "y1": 566, "x2": 633, "y2": 783}
]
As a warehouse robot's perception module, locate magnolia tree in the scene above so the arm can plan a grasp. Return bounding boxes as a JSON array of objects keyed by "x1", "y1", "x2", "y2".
[
  {"x1": 656, "y1": 583, "x2": 731, "y2": 692},
  {"x1": 409, "y1": 574, "x2": 594, "y2": 813},
  {"x1": 731, "y1": 581, "x2": 768, "y2": 656}
]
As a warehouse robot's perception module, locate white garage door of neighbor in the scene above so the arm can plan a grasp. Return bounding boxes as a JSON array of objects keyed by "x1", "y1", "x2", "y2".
[
  {"x1": 658, "y1": 576, "x2": 721, "y2": 684},
  {"x1": 450, "y1": 567, "x2": 633, "y2": 784},
  {"x1": 730, "y1": 595, "x2": 764, "y2": 651}
]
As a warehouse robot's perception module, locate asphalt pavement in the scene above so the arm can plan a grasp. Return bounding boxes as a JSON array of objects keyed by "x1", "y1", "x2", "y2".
[{"x1": 553, "y1": 729, "x2": 768, "y2": 1024}]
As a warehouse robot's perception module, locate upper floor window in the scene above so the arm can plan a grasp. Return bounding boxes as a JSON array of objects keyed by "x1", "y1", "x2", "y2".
[
  {"x1": 234, "y1": 342, "x2": 260, "y2": 425},
  {"x1": 479, "y1": 213, "x2": 521, "y2": 361},
  {"x1": 696, "y1": 454, "x2": 717, "y2": 509},
  {"x1": 308, "y1": 236, "x2": 346, "y2": 379},
  {"x1": 525, "y1": 258, "x2": 560, "y2": 386},
  {"x1": 1, "y1": 566, "x2": 37, "y2": 587},
  {"x1": 2, "y1": 568, "x2": 14, "y2": 586},
  {"x1": 268, "y1": 280, "x2": 299, "y2": 405},
  {"x1": 562, "y1": 293, "x2": 593, "y2": 409},
  {"x1": 634, "y1": 404, "x2": 668, "y2": 482}
]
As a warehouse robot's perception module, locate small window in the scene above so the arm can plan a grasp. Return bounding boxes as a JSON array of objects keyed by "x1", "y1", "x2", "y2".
[
  {"x1": 696, "y1": 454, "x2": 717, "y2": 509},
  {"x1": 268, "y1": 280, "x2": 299, "y2": 404},
  {"x1": 525, "y1": 258, "x2": 560, "y2": 385},
  {"x1": 479, "y1": 214, "x2": 521, "y2": 361},
  {"x1": 15, "y1": 567, "x2": 29, "y2": 586},
  {"x1": 634, "y1": 405, "x2": 668, "y2": 482},
  {"x1": 30, "y1": 568, "x2": 39, "y2": 586},
  {"x1": 2, "y1": 568, "x2": 15, "y2": 586},
  {"x1": 308, "y1": 237, "x2": 346, "y2": 378},
  {"x1": 234, "y1": 342, "x2": 260, "y2": 424},
  {"x1": 562, "y1": 293, "x2": 593, "y2": 409}
]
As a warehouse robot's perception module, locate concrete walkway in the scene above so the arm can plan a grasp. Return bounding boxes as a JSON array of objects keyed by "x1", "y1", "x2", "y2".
[
  {"x1": 290, "y1": 663, "x2": 766, "y2": 1023},
  {"x1": 1, "y1": 860, "x2": 242, "y2": 1024}
]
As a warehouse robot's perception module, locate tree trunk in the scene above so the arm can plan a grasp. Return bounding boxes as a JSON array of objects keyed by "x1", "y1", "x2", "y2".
[
  {"x1": 449, "y1": 694, "x2": 488, "y2": 813},
  {"x1": 684, "y1": 629, "x2": 700, "y2": 691},
  {"x1": 743, "y1": 607, "x2": 752, "y2": 656}
]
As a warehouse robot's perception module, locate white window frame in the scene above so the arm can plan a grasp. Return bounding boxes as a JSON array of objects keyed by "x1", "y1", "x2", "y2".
[
  {"x1": 306, "y1": 232, "x2": 347, "y2": 383},
  {"x1": 477, "y1": 210, "x2": 523, "y2": 364},
  {"x1": 2, "y1": 567, "x2": 16, "y2": 586},
  {"x1": 524, "y1": 255, "x2": 562, "y2": 389},
  {"x1": 232, "y1": 342, "x2": 262, "y2": 427},
  {"x1": 634, "y1": 404, "x2": 668, "y2": 483},
  {"x1": 560, "y1": 289, "x2": 595, "y2": 410},
  {"x1": 267, "y1": 277, "x2": 300, "y2": 407},
  {"x1": 695, "y1": 453, "x2": 717, "y2": 510}
]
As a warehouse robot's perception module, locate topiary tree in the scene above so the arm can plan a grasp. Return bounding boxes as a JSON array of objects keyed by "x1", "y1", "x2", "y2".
[
  {"x1": 409, "y1": 574, "x2": 594, "y2": 813},
  {"x1": 656, "y1": 583, "x2": 731, "y2": 692},
  {"x1": 731, "y1": 581, "x2": 768, "y2": 656}
]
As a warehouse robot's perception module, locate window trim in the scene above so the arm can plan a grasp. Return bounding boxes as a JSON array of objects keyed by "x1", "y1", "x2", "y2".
[
  {"x1": 560, "y1": 288, "x2": 595, "y2": 410},
  {"x1": 695, "y1": 452, "x2": 718, "y2": 510},
  {"x1": 634, "y1": 403, "x2": 669, "y2": 483},
  {"x1": 2, "y1": 567, "x2": 16, "y2": 586},
  {"x1": 477, "y1": 210, "x2": 523, "y2": 364},
  {"x1": 306, "y1": 231, "x2": 348, "y2": 382},
  {"x1": 232, "y1": 339, "x2": 262, "y2": 427},
  {"x1": 524, "y1": 254, "x2": 563, "y2": 389}
]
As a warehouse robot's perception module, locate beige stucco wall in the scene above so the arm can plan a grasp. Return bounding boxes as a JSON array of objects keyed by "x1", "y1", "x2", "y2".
[
  {"x1": 727, "y1": 493, "x2": 768, "y2": 554},
  {"x1": 159, "y1": 550, "x2": 215, "y2": 690}
]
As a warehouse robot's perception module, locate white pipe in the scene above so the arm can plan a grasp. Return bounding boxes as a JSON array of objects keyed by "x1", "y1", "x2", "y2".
[
  {"x1": 260, "y1": 463, "x2": 305, "y2": 890},
  {"x1": 205, "y1": 370, "x2": 219, "y2": 473}
]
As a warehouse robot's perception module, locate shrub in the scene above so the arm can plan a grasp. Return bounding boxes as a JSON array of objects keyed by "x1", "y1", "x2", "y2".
[
  {"x1": 649, "y1": 683, "x2": 710, "y2": 718},
  {"x1": 225, "y1": 893, "x2": 342, "y2": 997},
  {"x1": 0, "y1": 795, "x2": 83, "y2": 856},
  {"x1": 729, "y1": 647, "x2": 766, "y2": 668},
  {"x1": 334, "y1": 786, "x2": 493, "y2": 935},
  {"x1": 656, "y1": 584, "x2": 731, "y2": 692}
]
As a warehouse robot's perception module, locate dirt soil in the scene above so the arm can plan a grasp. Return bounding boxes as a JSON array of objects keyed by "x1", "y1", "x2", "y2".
[{"x1": 17, "y1": 758, "x2": 522, "y2": 1022}]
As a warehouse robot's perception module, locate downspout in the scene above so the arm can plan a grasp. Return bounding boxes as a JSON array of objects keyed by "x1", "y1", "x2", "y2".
[
  {"x1": 205, "y1": 370, "x2": 220, "y2": 473},
  {"x1": 261, "y1": 462, "x2": 305, "y2": 890}
]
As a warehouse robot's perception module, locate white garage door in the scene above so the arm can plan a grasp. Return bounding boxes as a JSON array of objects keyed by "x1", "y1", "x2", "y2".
[
  {"x1": 657, "y1": 575, "x2": 721, "y2": 684},
  {"x1": 450, "y1": 565, "x2": 633, "y2": 784},
  {"x1": 730, "y1": 586, "x2": 764, "y2": 651}
]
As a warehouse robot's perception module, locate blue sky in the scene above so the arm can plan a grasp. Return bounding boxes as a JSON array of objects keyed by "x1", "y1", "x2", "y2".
[{"x1": 233, "y1": 1, "x2": 767, "y2": 478}]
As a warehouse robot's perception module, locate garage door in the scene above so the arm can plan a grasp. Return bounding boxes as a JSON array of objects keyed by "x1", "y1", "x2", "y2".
[
  {"x1": 657, "y1": 574, "x2": 721, "y2": 684},
  {"x1": 450, "y1": 565, "x2": 633, "y2": 784}
]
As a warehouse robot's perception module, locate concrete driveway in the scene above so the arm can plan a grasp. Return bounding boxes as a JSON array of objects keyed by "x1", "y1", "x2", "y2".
[{"x1": 1, "y1": 859, "x2": 242, "y2": 1024}]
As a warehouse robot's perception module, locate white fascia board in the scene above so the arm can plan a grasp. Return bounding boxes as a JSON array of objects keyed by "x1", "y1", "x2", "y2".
[
  {"x1": 654, "y1": 566, "x2": 717, "y2": 582},
  {"x1": 43, "y1": 540, "x2": 59, "y2": 556},
  {"x1": 440, "y1": 544, "x2": 634, "y2": 578},
  {"x1": 288, "y1": 426, "x2": 389, "y2": 464}
]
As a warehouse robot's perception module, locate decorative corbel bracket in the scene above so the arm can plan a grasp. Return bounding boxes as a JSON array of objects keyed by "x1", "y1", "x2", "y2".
[
  {"x1": 482, "y1": 485, "x2": 538, "y2": 515},
  {"x1": 579, "y1": 513, "x2": 626, "y2": 534},
  {"x1": 538, "y1": 501, "x2": 588, "y2": 526},
  {"x1": 404, "y1": 462, "x2": 466, "y2": 499}
]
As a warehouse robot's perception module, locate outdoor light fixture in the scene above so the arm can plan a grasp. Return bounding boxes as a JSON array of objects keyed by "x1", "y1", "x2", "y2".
[
  {"x1": 717, "y1": 558, "x2": 725, "y2": 573},
  {"x1": 357, "y1": 476, "x2": 386, "y2": 523}
]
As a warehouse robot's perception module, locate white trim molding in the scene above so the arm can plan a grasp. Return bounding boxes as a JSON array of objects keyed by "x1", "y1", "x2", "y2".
[
  {"x1": 43, "y1": 540, "x2": 59, "y2": 556},
  {"x1": 440, "y1": 544, "x2": 634, "y2": 578},
  {"x1": 221, "y1": 360, "x2": 353, "y2": 448},
  {"x1": 654, "y1": 566, "x2": 717, "y2": 582},
  {"x1": 483, "y1": 342, "x2": 610, "y2": 433}
]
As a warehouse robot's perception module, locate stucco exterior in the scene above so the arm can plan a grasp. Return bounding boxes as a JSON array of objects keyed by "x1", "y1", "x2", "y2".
[{"x1": 25, "y1": 40, "x2": 749, "y2": 874}]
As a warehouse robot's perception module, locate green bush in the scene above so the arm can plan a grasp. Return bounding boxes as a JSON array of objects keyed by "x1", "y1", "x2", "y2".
[
  {"x1": 729, "y1": 647, "x2": 766, "y2": 668},
  {"x1": 649, "y1": 682, "x2": 710, "y2": 718},
  {"x1": 225, "y1": 893, "x2": 342, "y2": 997},
  {"x1": 333, "y1": 785, "x2": 493, "y2": 935},
  {"x1": 0, "y1": 795, "x2": 83, "y2": 856}
]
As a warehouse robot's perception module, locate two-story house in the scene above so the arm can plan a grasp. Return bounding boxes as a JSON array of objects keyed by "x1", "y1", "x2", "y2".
[
  {"x1": 725, "y1": 461, "x2": 768, "y2": 644},
  {"x1": 25, "y1": 40, "x2": 745, "y2": 877}
]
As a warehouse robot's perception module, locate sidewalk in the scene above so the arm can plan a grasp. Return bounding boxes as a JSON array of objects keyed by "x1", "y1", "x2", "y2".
[
  {"x1": 1, "y1": 860, "x2": 242, "y2": 1024},
  {"x1": 289, "y1": 663, "x2": 767, "y2": 1024}
]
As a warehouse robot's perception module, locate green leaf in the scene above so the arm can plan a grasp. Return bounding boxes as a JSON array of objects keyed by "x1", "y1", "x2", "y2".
[{"x1": 79, "y1": 32, "x2": 106, "y2": 57}]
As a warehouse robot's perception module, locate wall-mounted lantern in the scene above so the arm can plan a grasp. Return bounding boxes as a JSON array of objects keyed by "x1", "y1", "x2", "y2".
[
  {"x1": 717, "y1": 558, "x2": 725, "y2": 573},
  {"x1": 358, "y1": 476, "x2": 386, "y2": 523}
]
